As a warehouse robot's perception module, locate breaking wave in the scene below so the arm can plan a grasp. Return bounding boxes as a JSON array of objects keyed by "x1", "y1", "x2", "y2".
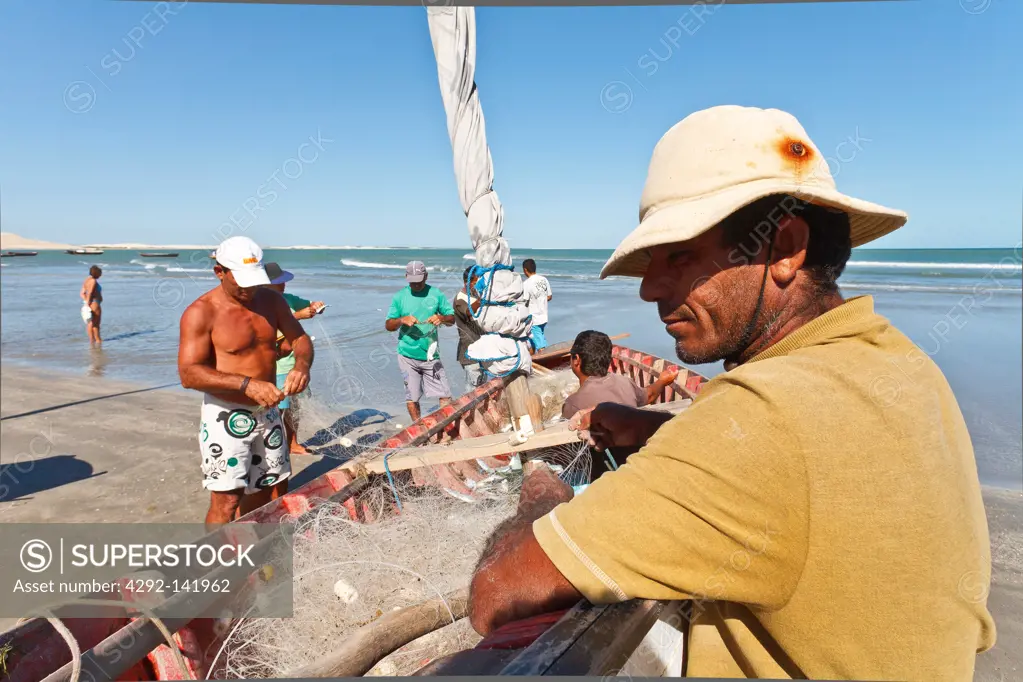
[{"x1": 847, "y1": 260, "x2": 1022, "y2": 273}]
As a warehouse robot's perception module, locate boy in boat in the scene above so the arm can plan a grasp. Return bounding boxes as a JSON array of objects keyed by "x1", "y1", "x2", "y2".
[
  {"x1": 263, "y1": 262, "x2": 326, "y2": 455},
  {"x1": 454, "y1": 266, "x2": 486, "y2": 391},
  {"x1": 466, "y1": 105, "x2": 995, "y2": 680},
  {"x1": 521, "y1": 258, "x2": 552, "y2": 353},
  {"x1": 561, "y1": 330, "x2": 679, "y2": 421},
  {"x1": 384, "y1": 261, "x2": 456, "y2": 422},
  {"x1": 177, "y1": 237, "x2": 313, "y2": 528}
]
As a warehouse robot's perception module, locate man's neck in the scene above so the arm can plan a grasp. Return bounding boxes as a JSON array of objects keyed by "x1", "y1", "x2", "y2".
[
  {"x1": 577, "y1": 372, "x2": 609, "y2": 387},
  {"x1": 728, "y1": 291, "x2": 845, "y2": 370},
  {"x1": 219, "y1": 285, "x2": 254, "y2": 310}
]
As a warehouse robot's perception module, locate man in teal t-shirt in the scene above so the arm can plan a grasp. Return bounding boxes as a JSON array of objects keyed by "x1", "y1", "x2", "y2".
[{"x1": 384, "y1": 261, "x2": 456, "y2": 422}]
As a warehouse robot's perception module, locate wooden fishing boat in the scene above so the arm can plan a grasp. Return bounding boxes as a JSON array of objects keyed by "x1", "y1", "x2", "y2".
[
  {"x1": 65, "y1": 248, "x2": 104, "y2": 255},
  {"x1": 138, "y1": 253, "x2": 179, "y2": 258},
  {"x1": 1, "y1": 250, "x2": 38, "y2": 257},
  {"x1": 5, "y1": 343, "x2": 707, "y2": 682}
]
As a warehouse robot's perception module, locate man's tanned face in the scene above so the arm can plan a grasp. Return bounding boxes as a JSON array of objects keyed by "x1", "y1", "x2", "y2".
[
  {"x1": 409, "y1": 272, "x2": 427, "y2": 293},
  {"x1": 638, "y1": 225, "x2": 768, "y2": 366},
  {"x1": 215, "y1": 265, "x2": 256, "y2": 303}
]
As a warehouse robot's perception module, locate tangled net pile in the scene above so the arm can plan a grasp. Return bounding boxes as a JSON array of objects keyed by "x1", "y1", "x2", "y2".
[
  {"x1": 206, "y1": 359, "x2": 596, "y2": 678},
  {"x1": 213, "y1": 394, "x2": 593, "y2": 678},
  {"x1": 524, "y1": 368, "x2": 581, "y2": 426}
]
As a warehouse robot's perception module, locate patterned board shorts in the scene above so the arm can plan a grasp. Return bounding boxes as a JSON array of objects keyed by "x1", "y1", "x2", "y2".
[{"x1": 198, "y1": 394, "x2": 291, "y2": 494}]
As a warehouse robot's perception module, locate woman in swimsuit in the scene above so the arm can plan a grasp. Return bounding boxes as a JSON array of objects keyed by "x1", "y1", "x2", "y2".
[{"x1": 80, "y1": 265, "x2": 103, "y2": 344}]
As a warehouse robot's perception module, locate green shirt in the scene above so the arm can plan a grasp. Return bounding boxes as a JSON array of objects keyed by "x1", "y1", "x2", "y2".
[
  {"x1": 283, "y1": 292, "x2": 312, "y2": 311},
  {"x1": 387, "y1": 284, "x2": 454, "y2": 361},
  {"x1": 276, "y1": 292, "x2": 312, "y2": 375}
]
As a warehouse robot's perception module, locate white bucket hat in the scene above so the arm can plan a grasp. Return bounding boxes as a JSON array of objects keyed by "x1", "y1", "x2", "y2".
[{"x1": 601, "y1": 105, "x2": 908, "y2": 279}]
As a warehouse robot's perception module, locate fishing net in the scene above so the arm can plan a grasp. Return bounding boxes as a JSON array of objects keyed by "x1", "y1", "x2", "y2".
[
  {"x1": 209, "y1": 441, "x2": 592, "y2": 679},
  {"x1": 212, "y1": 337, "x2": 591, "y2": 674},
  {"x1": 207, "y1": 367, "x2": 596, "y2": 679},
  {"x1": 209, "y1": 481, "x2": 503, "y2": 678}
]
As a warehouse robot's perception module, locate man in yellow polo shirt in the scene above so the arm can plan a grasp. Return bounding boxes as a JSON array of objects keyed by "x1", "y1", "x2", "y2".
[{"x1": 467, "y1": 105, "x2": 996, "y2": 680}]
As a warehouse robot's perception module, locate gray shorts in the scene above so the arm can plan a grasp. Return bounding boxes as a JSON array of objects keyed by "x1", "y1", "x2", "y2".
[{"x1": 398, "y1": 354, "x2": 451, "y2": 403}]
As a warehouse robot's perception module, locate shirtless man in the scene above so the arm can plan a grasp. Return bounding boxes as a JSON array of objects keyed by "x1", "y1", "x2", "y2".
[{"x1": 177, "y1": 236, "x2": 314, "y2": 527}]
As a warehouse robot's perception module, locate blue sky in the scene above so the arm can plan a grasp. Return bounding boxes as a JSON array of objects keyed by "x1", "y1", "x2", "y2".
[{"x1": 1, "y1": 1, "x2": 1020, "y2": 249}]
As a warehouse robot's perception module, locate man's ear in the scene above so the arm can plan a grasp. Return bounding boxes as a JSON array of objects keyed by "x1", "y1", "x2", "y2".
[{"x1": 769, "y1": 216, "x2": 810, "y2": 286}]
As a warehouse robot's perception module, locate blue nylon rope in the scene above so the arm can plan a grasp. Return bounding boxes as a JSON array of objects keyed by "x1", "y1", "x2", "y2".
[
  {"x1": 383, "y1": 451, "x2": 403, "y2": 511},
  {"x1": 605, "y1": 449, "x2": 619, "y2": 471},
  {"x1": 467, "y1": 261, "x2": 530, "y2": 380}
]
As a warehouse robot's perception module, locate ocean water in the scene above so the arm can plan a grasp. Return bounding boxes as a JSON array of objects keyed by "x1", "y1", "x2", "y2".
[{"x1": 2, "y1": 246, "x2": 1020, "y2": 489}]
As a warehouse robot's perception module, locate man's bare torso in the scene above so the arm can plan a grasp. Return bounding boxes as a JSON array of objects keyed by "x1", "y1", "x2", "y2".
[{"x1": 190, "y1": 287, "x2": 282, "y2": 405}]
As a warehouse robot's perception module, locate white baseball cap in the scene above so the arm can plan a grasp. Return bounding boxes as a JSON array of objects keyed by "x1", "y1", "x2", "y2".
[
  {"x1": 600, "y1": 105, "x2": 908, "y2": 279},
  {"x1": 214, "y1": 236, "x2": 271, "y2": 288}
]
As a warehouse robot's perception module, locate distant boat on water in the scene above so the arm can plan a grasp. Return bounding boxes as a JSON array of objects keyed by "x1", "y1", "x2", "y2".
[
  {"x1": 139, "y1": 252, "x2": 179, "y2": 258},
  {"x1": 1, "y1": 250, "x2": 38, "y2": 257},
  {"x1": 66, "y1": 248, "x2": 104, "y2": 255}
]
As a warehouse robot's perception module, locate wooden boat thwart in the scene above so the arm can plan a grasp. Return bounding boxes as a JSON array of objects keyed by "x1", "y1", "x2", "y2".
[{"x1": 6, "y1": 345, "x2": 707, "y2": 682}]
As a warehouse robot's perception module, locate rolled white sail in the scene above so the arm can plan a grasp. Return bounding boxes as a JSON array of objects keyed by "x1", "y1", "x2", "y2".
[{"x1": 426, "y1": 6, "x2": 532, "y2": 377}]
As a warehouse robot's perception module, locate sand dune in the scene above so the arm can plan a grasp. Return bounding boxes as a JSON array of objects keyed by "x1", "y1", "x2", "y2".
[{"x1": 0, "y1": 232, "x2": 78, "y2": 251}]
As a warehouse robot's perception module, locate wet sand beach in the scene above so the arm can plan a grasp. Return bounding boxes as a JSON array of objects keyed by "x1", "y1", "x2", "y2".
[
  {"x1": 0, "y1": 365, "x2": 345, "y2": 524},
  {"x1": 0, "y1": 364, "x2": 1019, "y2": 679}
]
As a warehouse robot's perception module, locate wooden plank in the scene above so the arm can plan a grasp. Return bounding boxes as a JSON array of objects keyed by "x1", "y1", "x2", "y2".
[
  {"x1": 342, "y1": 400, "x2": 690, "y2": 476},
  {"x1": 350, "y1": 423, "x2": 580, "y2": 474}
]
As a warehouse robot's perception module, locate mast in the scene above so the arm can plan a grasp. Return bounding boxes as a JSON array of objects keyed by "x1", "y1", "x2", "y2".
[{"x1": 426, "y1": 7, "x2": 538, "y2": 438}]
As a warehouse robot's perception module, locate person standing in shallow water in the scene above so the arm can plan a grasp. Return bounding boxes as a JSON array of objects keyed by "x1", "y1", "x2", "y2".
[
  {"x1": 521, "y1": 259, "x2": 552, "y2": 353},
  {"x1": 80, "y1": 265, "x2": 103, "y2": 345},
  {"x1": 384, "y1": 261, "x2": 456, "y2": 423}
]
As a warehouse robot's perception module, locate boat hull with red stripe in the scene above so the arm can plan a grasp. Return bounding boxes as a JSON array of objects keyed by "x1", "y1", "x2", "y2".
[{"x1": 5, "y1": 345, "x2": 706, "y2": 681}]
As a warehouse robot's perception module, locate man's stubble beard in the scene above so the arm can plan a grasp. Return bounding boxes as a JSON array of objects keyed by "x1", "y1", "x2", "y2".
[
  {"x1": 672, "y1": 329, "x2": 745, "y2": 366},
  {"x1": 671, "y1": 275, "x2": 772, "y2": 367}
]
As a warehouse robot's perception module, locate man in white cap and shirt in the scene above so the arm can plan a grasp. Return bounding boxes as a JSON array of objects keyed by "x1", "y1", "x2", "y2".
[
  {"x1": 384, "y1": 261, "x2": 456, "y2": 422},
  {"x1": 178, "y1": 236, "x2": 314, "y2": 528},
  {"x1": 464, "y1": 106, "x2": 995, "y2": 679}
]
